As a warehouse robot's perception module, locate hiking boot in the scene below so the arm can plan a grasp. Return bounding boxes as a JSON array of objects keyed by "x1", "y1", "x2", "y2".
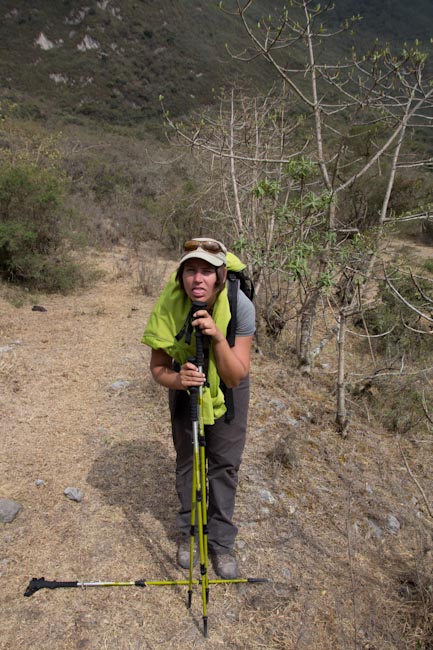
[
  {"x1": 177, "y1": 540, "x2": 198, "y2": 569},
  {"x1": 210, "y1": 551, "x2": 240, "y2": 579}
]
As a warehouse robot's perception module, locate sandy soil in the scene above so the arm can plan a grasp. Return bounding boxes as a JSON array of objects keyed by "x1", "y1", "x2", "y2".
[{"x1": 1, "y1": 246, "x2": 432, "y2": 650}]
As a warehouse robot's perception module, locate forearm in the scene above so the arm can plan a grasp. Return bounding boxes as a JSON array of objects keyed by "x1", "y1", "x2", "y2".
[
  {"x1": 151, "y1": 364, "x2": 183, "y2": 390},
  {"x1": 211, "y1": 335, "x2": 249, "y2": 388},
  {"x1": 150, "y1": 349, "x2": 206, "y2": 391},
  {"x1": 191, "y1": 308, "x2": 251, "y2": 388}
]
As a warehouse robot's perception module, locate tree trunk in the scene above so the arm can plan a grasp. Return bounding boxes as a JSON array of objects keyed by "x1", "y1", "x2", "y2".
[
  {"x1": 298, "y1": 288, "x2": 320, "y2": 374},
  {"x1": 336, "y1": 310, "x2": 349, "y2": 436}
]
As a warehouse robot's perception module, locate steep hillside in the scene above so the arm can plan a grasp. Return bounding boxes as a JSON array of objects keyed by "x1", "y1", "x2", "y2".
[
  {"x1": 334, "y1": 0, "x2": 433, "y2": 44},
  {"x1": 0, "y1": 0, "x2": 271, "y2": 125},
  {"x1": 1, "y1": 0, "x2": 432, "y2": 127}
]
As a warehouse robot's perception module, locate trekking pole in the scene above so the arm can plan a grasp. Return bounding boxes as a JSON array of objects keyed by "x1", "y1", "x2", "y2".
[
  {"x1": 187, "y1": 382, "x2": 198, "y2": 610},
  {"x1": 194, "y1": 301, "x2": 210, "y2": 604},
  {"x1": 186, "y1": 300, "x2": 209, "y2": 636},
  {"x1": 24, "y1": 575, "x2": 267, "y2": 597},
  {"x1": 187, "y1": 383, "x2": 209, "y2": 636},
  {"x1": 198, "y1": 376, "x2": 210, "y2": 609}
]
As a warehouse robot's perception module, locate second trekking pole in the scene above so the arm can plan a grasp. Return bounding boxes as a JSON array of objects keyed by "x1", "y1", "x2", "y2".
[{"x1": 187, "y1": 301, "x2": 209, "y2": 635}]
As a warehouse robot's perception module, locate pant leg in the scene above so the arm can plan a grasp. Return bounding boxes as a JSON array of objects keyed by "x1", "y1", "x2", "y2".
[
  {"x1": 169, "y1": 388, "x2": 194, "y2": 537},
  {"x1": 206, "y1": 376, "x2": 249, "y2": 554},
  {"x1": 169, "y1": 376, "x2": 250, "y2": 549}
]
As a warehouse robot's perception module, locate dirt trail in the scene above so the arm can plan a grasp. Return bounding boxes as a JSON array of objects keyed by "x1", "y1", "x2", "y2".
[
  {"x1": 0, "y1": 248, "x2": 275, "y2": 650},
  {"x1": 1, "y1": 247, "x2": 432, "y2": 649}
]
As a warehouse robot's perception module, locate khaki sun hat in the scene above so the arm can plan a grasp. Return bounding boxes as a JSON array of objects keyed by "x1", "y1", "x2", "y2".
[{"x1": 179, "y1": 238, "x2": 227, "y2": 267}]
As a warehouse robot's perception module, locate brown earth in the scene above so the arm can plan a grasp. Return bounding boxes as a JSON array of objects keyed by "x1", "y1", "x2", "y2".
[{"x1": 1, "y1": 245, "x2": 432, "y2": 650}]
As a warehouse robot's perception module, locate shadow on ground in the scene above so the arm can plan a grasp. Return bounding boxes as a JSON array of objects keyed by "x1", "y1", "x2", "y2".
[{"x1": 87, "y1": 437, "x2": 180, "y2": 563}]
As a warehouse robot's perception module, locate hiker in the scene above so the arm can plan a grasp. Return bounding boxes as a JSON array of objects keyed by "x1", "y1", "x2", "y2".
[{"x1": 141, "y1": 237, "x2": 255, "y2": 579}]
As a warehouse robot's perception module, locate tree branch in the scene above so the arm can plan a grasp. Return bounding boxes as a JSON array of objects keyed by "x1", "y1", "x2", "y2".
[{"x1": 398, "y1": 437, "x2": 433, "y2": 520}]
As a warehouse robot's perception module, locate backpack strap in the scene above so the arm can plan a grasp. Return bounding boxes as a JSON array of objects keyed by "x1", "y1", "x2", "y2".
[
  {"x1": 221, "y1": 272, "x2": 239, "y2": 423},
  {"x1": 226, "y1": 271, "x2": 238, "y2": 348},
  {"x1": 221, "y1": 381, "x2": 235, "y2": 423}
]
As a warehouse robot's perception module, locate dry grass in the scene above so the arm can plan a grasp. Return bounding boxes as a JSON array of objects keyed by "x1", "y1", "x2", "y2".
[{"x1": 1, "y1": 244, "x2": 432, "y2": 649}]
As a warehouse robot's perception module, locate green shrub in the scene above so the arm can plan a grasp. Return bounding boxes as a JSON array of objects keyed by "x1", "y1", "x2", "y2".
[
  {"x1": 356, "y1": 372, "x2": 433, "y2": 435},
  {"x1": 36, "y1": 257, "x2": 96, "y2": 294},
  {"x1": 422, "y1": 259, "x2": 433, "y2": 273},
  {"x1": 0, "y1": 161, "x2": 63, "y2": 281},
  {"x1": 0, "y1": 155, "x2": 92, "y2": 292}
]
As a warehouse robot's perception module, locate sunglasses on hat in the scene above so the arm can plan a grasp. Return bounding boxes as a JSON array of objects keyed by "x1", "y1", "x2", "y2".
[{"x1": 183, "y1": 239, "x2": 225, "y2": 254}]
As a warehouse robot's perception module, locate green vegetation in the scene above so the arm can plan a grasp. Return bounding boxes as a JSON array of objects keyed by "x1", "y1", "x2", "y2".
[{"x1": 0, "y1": 107, "x2": 97, "y2": 292}]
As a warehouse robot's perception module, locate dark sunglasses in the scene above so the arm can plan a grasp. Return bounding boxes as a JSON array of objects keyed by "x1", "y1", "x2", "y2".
[{"x1": 183, "y1": 240, "x2": 224, "y2": 254}]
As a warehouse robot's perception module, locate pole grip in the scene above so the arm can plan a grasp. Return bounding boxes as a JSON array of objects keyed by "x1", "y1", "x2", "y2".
[
  {"x1": 191, "y1": 301, "x2": 206, "y2": 369},
  {"x1": 24, "y1": 577, "x2": 78, "y2": 596},
  {"x1": 189, "y1": 386, "x2": 198, "y2": 421}
]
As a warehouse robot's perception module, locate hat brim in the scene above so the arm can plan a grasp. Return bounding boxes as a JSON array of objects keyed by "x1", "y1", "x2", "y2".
[{"x1": 179, "y1": 250, "x2": 226, "y2": 267}]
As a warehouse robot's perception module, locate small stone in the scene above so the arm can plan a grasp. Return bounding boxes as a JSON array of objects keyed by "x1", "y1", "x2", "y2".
[
  {"x1": 367, "y1": 518, "x2": 382, "y2": 539},
  {"x1": 0, "y1": 498, "x2": 22, "y2": 523},
  {"x1": 35, "y1": 480, "x2": 45, "y2": 487},
  {"x1": 269, "y1": 399, "x2": 287, "y2": 411},
  {"x1": 259, "y1": 488, "x2": 276, "y2": 504},
  {"x1": 64, "y1": 487, "x2": 84, "y2": 502},
  {"x1": 387, "y1": 514, "x2": 401, "y2": 535},
  {"x1": 109, "y1": 380, "x2": 130, "y2": 391}
]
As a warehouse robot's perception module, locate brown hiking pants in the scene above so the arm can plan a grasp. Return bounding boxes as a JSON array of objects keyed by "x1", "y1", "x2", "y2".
[{"x1": 169, "y1": 376, "x2": 249, "y2": 554}]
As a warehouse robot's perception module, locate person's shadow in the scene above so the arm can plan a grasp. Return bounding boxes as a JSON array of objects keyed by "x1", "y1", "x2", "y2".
[{"x1": 87, "y1": 436, "x2": 180, "y2": 573}]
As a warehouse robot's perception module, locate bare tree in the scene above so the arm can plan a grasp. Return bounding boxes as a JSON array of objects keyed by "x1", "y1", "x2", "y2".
[
  {"x1": 224, "y1": 0, "x2": 433, "y2": 368},
  {"x1": 162, "y1": 0, "x2": 433, "y2": 429}
]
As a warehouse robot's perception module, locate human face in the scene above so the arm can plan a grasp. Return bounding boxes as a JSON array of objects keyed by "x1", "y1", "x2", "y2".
[{"x1": 182, "y1": 258, "x2": 219, "y2": 306}]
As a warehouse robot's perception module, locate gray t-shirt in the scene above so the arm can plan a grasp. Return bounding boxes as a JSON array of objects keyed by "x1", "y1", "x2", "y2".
[{"x1": 235, "y1": 289, "x2": 256, "y2": 337}]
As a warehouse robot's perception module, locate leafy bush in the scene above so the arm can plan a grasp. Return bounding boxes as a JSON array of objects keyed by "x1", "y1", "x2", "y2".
[
  {"x1": 422, "y1": 259, "x2": 433, "y2": 273},
  {"x1": 0, "y1": 116, "x2": 94, "y2": 293},
  {"x1": 0, "y1": 160, "x2": 63, "y2": 282}
]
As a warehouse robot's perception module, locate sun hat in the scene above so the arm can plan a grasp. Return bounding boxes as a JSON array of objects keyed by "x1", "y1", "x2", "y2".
[{"x1": 179, "y1": 237, "x2": 227, "y2": 267}]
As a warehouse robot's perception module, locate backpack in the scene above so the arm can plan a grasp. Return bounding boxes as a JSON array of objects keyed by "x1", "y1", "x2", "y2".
[
  {"x1": 225, "y1": 267, "x2": 255, "y2": 348},
  {"x1": 222, "y1": 265, "x2": 255, "y2": 423}
]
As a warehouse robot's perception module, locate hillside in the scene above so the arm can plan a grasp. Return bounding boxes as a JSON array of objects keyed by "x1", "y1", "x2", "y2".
[
  {"x1": 1, "y1": 244, "x2": 433, "y2": 649},
  {"x1": 1, "y1": 0, "x2": 433, "y2": 127},
  {"x1": 0, "y1": 0, "x2": 270, "y2": 126}
]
